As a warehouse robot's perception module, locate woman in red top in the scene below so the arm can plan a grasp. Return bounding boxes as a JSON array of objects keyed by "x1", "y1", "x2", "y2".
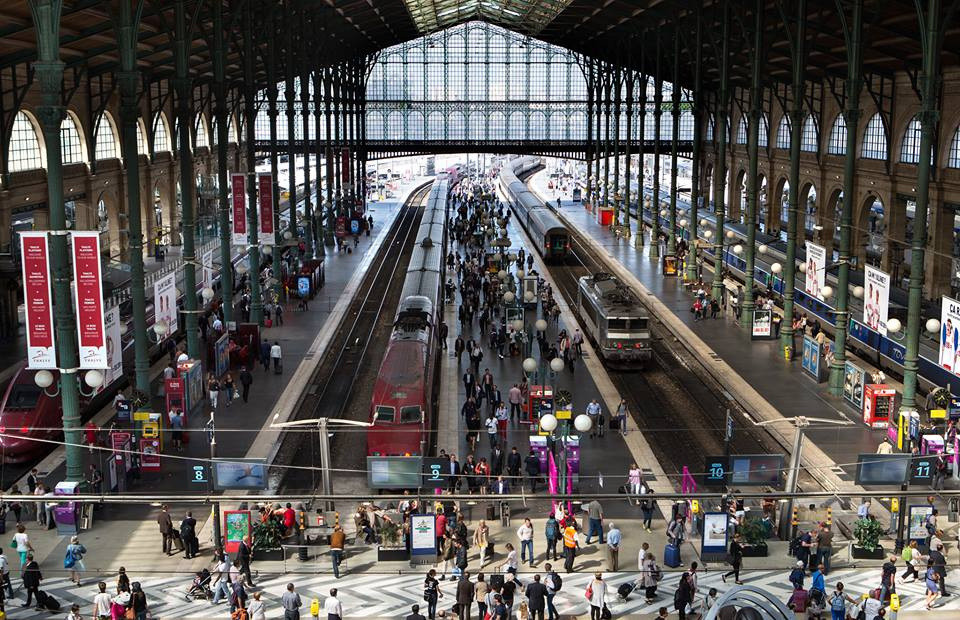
[
  {"x1": 475, "y1": 458, "x2": 491, "y2": 493},
  {"x1": 85, "y1": 421, "x2": 98, "y2": 451}
]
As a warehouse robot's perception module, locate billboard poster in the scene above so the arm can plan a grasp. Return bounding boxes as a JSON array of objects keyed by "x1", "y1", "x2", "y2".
[
  {"x1": 231, "y1": 173, "x2": 247, "y2": 246},
  {"x1": 938, "y1": 296, "x2": 960, "y2": 374},
  {"x1": 214, "y1": 461, "x2": 267, "y2": 489},
  {"x1": 410, "y1": 514, "x2": 437, "y2": 556},
  {"x1": 802, "y1": 335, "x2": 822, "y2": 380},
  {"x1": 843, "y1": 361, "x2": 866, "y2": 410},
  {"x1": 907, "y1": 505, "x2": 934, "y2": 542},
  {"x1": 701, "y1": 512, "x2": 730, "y2": 555},
  {"x1": 864, "y1": 266, "x2": 890, "y2": 335},
  {"x1": 202, "y1": 249, "x2": 214, "y2": 289},
  {"x1": 20, "y1": 232, "x2": 57, "y2": 368},
  {"x1": 104, "y1": 306, "x2": 123, "y2": 388},
  {"x1": 258, "y1": 173, "x2": 274, "y2": 243},
  {"x1": 215, "y1": 333, "x2": 230, "y2": 377},
  {"x1": 804, "y1": 241, "x2": 827, "y2": 300},
  {"x1": 223, "y1": 510, "x2": 252, "y2": 554},
  {"x1": 153, "y1": 272, "x2": 178, "y2": 335},
  {"x1": 71, "y1": 232, "x2": 107, "y2": 368},
  {"x1": 751, "y1": 309, "x2": 772, "y2": 339}
]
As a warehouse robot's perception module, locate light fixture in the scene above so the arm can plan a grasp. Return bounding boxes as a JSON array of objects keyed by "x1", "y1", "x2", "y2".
[
  {"x1": 516, "y1": 269, "x2": 525, "y2": 280},
  {"x1": 539, "y1": 413, "x2": 558, "y2": 433},
  {"x1": 84, "y1": 369, "x2": 105, "y2": 389},
  {"x1": 512, "y1": 319, "x2": 524, "y2": 332},
  {"x1": 725, "y1": 230, "x2": 735, "y2": 240},
  {"x1": 799, "y1": 263, "x2": 807, "y2": 273},
  {"x1": 535, "y1": 319, "x2": 548, "y2": 332},
  {"x1": 524, "y1": 291, "x2": 536, "y2": 303},
  {"x1": 887, "y1": 318, "x2": 902, "y2": 334},
  {"x1": 679, "y1": 218, "x2": 688, "y2": 227},
  {"x1": 201, "y1": 287, "x2": 215, "y2": 303},
  {"x1": 820, "y1": 285, "x2": 833, "y2": 298},
  {"x1": 927, "y1": 318, "x2": 941, "y2": 333},
  {"x1": 733, "y1": 244, "x2": 743, "y2": 255},
  {"x1": 704, "y1": 230, "x2": 713, "y2": 239},
  {"x1": 549, "y1": 357, "x2": 565, "y2": 373},
  {"x1": 523, "y1": 358, "x2": 537, "y2": 374},
  {"x1": 153, "y1": 318, "x2": 170, "y2": 337},
  {"x1": 34, "y1": 370, "x2": 55, "y2": 389},
  {"x1": 758, "y1": 244, "x2": 768, "y2": 254},
  {"x1": 852, "y1": 286, "x2": 864, "y2": 299},
  {"x1": 771, "y1": 262, "x2": 782, "y2": 274},
  {"x1": 573, "y1": 414, "x2": 592, "y2": 433},
  {"x1": 503, "y1": 291, "x2": 515, "y2": 303}
]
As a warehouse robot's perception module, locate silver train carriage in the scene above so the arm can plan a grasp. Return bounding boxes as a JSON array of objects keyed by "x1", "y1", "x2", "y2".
[{"x1": 576, "y1": 272, "x2": 652, "y2": 366}]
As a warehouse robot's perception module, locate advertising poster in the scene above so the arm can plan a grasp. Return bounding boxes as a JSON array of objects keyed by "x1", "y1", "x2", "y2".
[
  {"x1": 154, "y1": 272, "x2": 178, "y2": 335},
  {"x1": 214, "y1": 461, "x2": 267, "y2": 489},
  {"x1": 938, "y1": 296, "x2": 960, "y2": 374},
  {"x1": 20, "y1": 232, "x2": 57, "y2": 368},
  {"x1": 751, "y1": 309, "x2": 772, "y2": 339},
  {"x1": 908, "y1": 505, "x2": 934, "y2": 543},
  {"x1": 410, "y1": 514, "x2": 437, "y2": 555},
  {"x1": 223, "y1": 510, "x2": 252, "y2": 554},
  {"x1": 802, "y1": 335, "x2": 822, "y2": 380},
  {"x1": 202, "y1": 249, "x2": 214, "y2": 289},
  {"x1": 701, "y1": 512, "x2": 730, "y2": 556},
  {"x1": 231, "y1": 173, "x2": 247, "y2": 246},
  {"x1": 864, "y1": 266, "x2": 891, "y2": 335},
  {"x1": 804, "y1": 241, "x2": 827, "y2": 300},
  {"x1": 104, "y1": 307, "x2": 123, "y2": 388},
  {"x1": 258, "y1": 173, "x2": 274, "y2": 243},
  {"x1": 71, "y1": 232, "x2": 108, "y2": 368},
  {"x1": 843, "y1": 361, "x2": 865, "y2": 410},
  {"x1": 215, "y1": 333, "x2": 230, "y2": 377}
]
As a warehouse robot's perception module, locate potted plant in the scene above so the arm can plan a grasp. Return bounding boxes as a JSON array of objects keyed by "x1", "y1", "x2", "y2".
[
  {"x1": 738, "y1": 514, "x2": 769, "y2": 557},
  {"x1": 852, "y1": 517, "x2": 885, "y2": 559},
  {"x1": 377, "y1": 518, "x2": 408, "y2": 562},
  {"x1": 252, "y1": 517, "x2": 285, "y2": 562}
]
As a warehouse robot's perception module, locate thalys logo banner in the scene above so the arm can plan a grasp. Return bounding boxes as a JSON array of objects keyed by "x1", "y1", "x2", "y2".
[
  {"x1": 231, "y1": 173, "x2": 246, "y2": 246},
  {"x1": 20, "y1": 232, "x2": 56, "y2": 369},
  {"x1": 71, "y1": 232, "x2": 108, "y2": 368},
  {"x1": 258, "y1": 173, "x2": 274, "y2": 243}
]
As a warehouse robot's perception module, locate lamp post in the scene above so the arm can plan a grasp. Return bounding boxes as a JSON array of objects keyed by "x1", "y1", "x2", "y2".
[{"x1": 539, "y1": 408, "x2": 593, "y2": 500}]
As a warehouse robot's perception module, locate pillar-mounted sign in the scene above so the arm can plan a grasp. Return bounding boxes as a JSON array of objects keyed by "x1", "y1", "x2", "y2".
[
  {"x1": 19, "y1": 232, "x2": 56, "y2": 369},
  {"x1": 231, "y1": 173, "x2": 247, "y2": 246},
  {"x1": 71, "y1": 231, "x2": 107, "y2": 369},
  {"x1": 341, "y1": 148, "x2": 350, "y2": 184},
  {"x1": 258, "y1": 173, "x2": 274, "y2": 244}
]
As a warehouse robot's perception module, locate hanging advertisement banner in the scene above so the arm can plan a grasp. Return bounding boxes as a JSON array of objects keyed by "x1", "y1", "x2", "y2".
[
  {"x1": 202, "y1": 249, "x2": 214, "y2": 289},
  {"x1": 341, "y1": 148, "x2": 351, "y2": 184},
  {"x1": 258, "y1": 173, "x2": 274, "y2": 243},
  {"x1": 939, "y1": 296, "x2": 960, "y2": 374},
  {"x1": 103, "y1": 306, "x2": 123, "y2": 388},
  {"x1": 20, "y1": 232, "x2": 57, "y2": 369},
  {"x1": 864, "y1": 265, "x2": 891, "y2": 335},
  {"x1": 154, "y1": 272, "x2": 178, "y2": 335},
  {"x1": 804, "y1": 241, "x2": 827, "y2": 300},
  {"x1": 231, "y1": 173, "x2": 247, "y2": 246},
  {"x1": 71, "y1": 232, "x2": 108, "y2": 368}
]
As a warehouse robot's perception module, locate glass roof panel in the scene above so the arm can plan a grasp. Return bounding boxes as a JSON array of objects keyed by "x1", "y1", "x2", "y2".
[{"x1": 403, "y1": 0, "x2": 573, "y2": 35}]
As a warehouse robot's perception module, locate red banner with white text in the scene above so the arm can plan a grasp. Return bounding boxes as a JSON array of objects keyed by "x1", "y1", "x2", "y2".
[
  {"x1": 258, "y1": 173, "x2": 274, "y2": 244},
  {"x1": 71, "y1": 231, "x2": 107, "y2": 368},
  {"x1": 231, "y1": 173, "x2": 247, "y2": 246},
  {"x1": 19, "y1": 232, "x2": 57, "y2": 369},
  {"x1": 341, "y1": 148, "x2": 350, "y2": 184}
]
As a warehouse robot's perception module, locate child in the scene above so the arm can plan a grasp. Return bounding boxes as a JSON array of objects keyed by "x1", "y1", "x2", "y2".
[
  {"x1": 656, "y1": 607, "x2": 670, "y2": 620},
  {"x1": 705, "y1": 587, "x2": 720, "y2": 614}
]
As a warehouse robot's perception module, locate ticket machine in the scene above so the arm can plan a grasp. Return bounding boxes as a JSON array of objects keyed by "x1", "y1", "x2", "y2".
[
  {"x1": 52, "y1": 481, "x2": 81, "y2": 535},
  {"x1": 863, "y1": 384, "x2": 896, "y2": 428}
]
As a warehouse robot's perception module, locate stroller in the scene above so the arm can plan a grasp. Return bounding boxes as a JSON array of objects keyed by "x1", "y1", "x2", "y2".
[{"x1": 186, "y1": 568, "x2": 213, "y2": 601}]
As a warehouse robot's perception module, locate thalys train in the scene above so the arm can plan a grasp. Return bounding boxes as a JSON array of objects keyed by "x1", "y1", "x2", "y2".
[
  {"x1": 367, "y1": 178, "x2": 450, "y2": 457},
  {"x1": 499, "y1": 156, "x2": 571, "y2": 262}
]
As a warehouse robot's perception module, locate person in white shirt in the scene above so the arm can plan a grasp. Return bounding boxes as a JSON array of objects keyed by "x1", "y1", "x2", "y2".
[
  {"x1": 247, "y1": 591, "x2": 266, "y2": 620},
  {"x1": 0, "y1": 548, "x2": 11, "y2": 598},
  {"x1": 93, "y1": 581, "x2": 113, "y2": 620},
  {"x1": 517, "y1": 518, "x2": 534, "y2": 566},
  {"x1": 501, "y1": 542, "x2": 519, "y2": 575},
  {"x1": 66, "y1": 603, "x2": 83, "y2": 620},
  {"x1": 270, "y1": 342, "x2": 283, "y2": 373},
  {"x1": 323, "y1": 587, "x2": 343, "y2": 620},
  {"x1": 211, "y1": 554, "x2": 232, "y2": 604}
]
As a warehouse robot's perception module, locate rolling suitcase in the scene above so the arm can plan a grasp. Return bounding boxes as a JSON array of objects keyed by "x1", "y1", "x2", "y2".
[
  {"x1": 617, "y1": 582, "x2": 635, "y2": 601},
  {"x1": 663, "y1": 543, "x2": 681, "y2": 568},
  {"x1": 38, "y1": 590, "x2": 60, "y2": 611}
]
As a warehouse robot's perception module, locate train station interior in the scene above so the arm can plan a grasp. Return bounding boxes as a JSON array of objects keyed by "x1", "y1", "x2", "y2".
[{"x1": 3, "y1": 1, "x2": 960, "y2": 618}]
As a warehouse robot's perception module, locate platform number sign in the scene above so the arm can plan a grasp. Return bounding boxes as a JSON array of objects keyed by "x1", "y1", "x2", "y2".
[
  {"x1": 909, "y1": 457, "x2": 935, "y2": 486},
  {"x1": 422, "y1": 457, "x2": 448, "y2": 487},
  {"x1": 192, "y1": 465, "x2": 208, "y2": 484},
  {"x1": 704, "y1": 456, "x2": 728, "y2": 486}
]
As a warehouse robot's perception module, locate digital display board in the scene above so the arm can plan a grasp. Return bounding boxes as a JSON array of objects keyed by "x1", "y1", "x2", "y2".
[
  {"x1": 728, "y1": 454, "x2": 783, "y2": 487},
  {"x1": 855, "y1": 453, "x2": 911, "y2": 486},
  {"x1": 367, "y1": 456, "x2": 423, "y2": 489},
  {"x1": 213, "y1": 461, "x2": 267, "y2": 490},
  {"x1": 704, "y1": 456, "x2": 728, "y2": 486},
  {"x1": 908, "y1": 456, "x2": 936, "y2": 487}
]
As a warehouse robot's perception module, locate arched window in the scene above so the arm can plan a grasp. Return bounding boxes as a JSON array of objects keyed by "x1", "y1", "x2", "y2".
[
  {"x1": 759, "y1": 114, "x2": 769, "y2": 148},
  {"x1": 736, "y1": 117, "x2": 747, "y2": 145},
  {"x1": 137, "y1": 120, "x2": 148, "y2": 155},
  {"x1": 195, "y1": 115, "x2": 209, "y2": 149},
  {"x1": 679, "y1": 110, "x2": 694, "y2": 141},
  {"x1": 949, "y1": 126, "x2": 960, "y2": 168},
  {"x1": 229, "y1": 117, "x2": 238, "y2": 144},
  {"x1": 366, "y1": 111, "x2": 384, "y2": 140},
  {"x1": 800, "y1": 115, "x2": 819, "y2": 152},
  {"x1": 60, "y1": 113, "x2": 85, "y2": 165},
  {"x1": 8, "y1": 111, "x2": 44, "y2": 172},
  {"x1": 489, "y1": 111, "x2": 506, "y2": 140},
  {"x1": 94, "y1": 112, "x2": 119, "y2": 160},
  {"x1": 861, "y1": 113, "x2": 888, "y2": 160},
  {"x1": 900, "y1": 115, "x2": 925, "y2": 164},
  {"x1": 776, "y1": 115, "x2": 791, "y2": 149},
  {"x1": 705, "y1": 115, "x2": 714, "y2": 141},
  {"x1": 827, "y1": 114, "x2": 847, "y2": 155},
  {"x1": 530, "y1": 111, "x2": 546, "y2": 140},
  {"x1": 386, "y1": 111, "x2": 403, "y2": 140},
  {"x1": 153, "y1": 114, "x2": 170, "y2": 152}
]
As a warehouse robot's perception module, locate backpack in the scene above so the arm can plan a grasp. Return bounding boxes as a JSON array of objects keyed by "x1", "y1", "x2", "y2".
[
  {"x1": 651, "y1": 564, "x2": 663, "y2": 582},
  {"x1": 63, "y1": 549, "x2": 76, "y2": 569},
  {"x1": 901, "y1": 547, "x2": 913, "y2": 563},
  {"x1": 551, "y1": 572, "x2": 563, "y2": 591},
  {"x1": 831, "y1": 593, "x2": 846, "y2": 612},
  {"x1": 545, "y1": 520, "x2": 558, "y2": 541}
]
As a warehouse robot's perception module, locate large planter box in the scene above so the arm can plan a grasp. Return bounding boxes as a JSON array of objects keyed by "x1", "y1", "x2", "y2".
[
  {"x1": 378, "y1": 547, "x2": 409, "y2": 562},
  {"x1": 741, "y1": 543, "x2": 768, "y2": 558},
  {"x1": 254, "y1": 548, "x2": 284, "y2": 562},
  {"x1": 851, "y1": 545, "x2": 885, "y2": 560}
]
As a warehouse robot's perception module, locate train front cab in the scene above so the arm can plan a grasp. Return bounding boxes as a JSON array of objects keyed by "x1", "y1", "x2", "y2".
[
  {"x1": 368, "y1": 404, "x2": 425, "y2": 457},
  {"x1": 545, "y1": 229, "x2": 570, "y2": 261},
  {"x1": 603, "y1": 316, "x2": 652, "y2": 365}
]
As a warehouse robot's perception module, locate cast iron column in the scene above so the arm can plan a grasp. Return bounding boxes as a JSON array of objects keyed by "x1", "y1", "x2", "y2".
[
  {"x1": 828, "y1": 0, "x2": 864, "y2": 393},
  {"x1": 668, "y1": 33, "x2": 681, "y2": 256},
  {"x1": 285, "y1": 2, "x2": 298, "y2": 240},
  {"x1": 312, "y1": 70, "x2": 327, "y2": 252},
  {"x1": 584, "y1": 61, "x2": 594, "y2": 210},
  {"x1": 300, "y1": 63, "x2": 314, "y2": 255},
  {"x1": 651, "y1": 57, "x2": 662, "y2": 261},
  {"x1": 612, "y1": 67, "x2": 622, "y2": 226},
  {"x1": 685, "y1": 13, "x2": 704, "y2": 282},
  {"x1": 323, "y1": 67, "x2": 336, "y2": 226},
  {"x1": 174, "y1": 0, "x2": 200, "y2": 357},
  {"x1": 264, "y1": 7, "x2": 282, "y2": 297},
  {"x1": 741, "y1": 0, "x2": 765, "y2": 327},
  {"x1": 624, "y1": 70, "x2": 634, "y2": 237},
  {"x1": 603, "y1": 76, "x2": 612, "y2": 211},
  {"x1": 115, "y1": 0, "x2": 150, "y2": 393},
  {"x1": 212, "y1": 0, "x2": 234, "y2": 323},
  {"x1": 711, "y1": 0, "x2": 730, "y2": 302},
  {"x1": 902, "y1": 0, "x2": 942, "y2": 411},
  {"x1": 593, "y1": 71, "x2": 602, "y2": 209},
  {"x1": 636, "y1": 67, "x2": 647, "y2": 249},
  {"x1": 242, "y1": 0, "x2": 262, "y2": 325},
  {"x1": 31, "y1": 0, "x2": 83, "y2": 482},
  {"x1": 780, "y1": 0, "x2": 808, "y2": 355}
]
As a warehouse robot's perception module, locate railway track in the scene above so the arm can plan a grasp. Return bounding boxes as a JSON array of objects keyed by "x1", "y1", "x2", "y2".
[{"x1": 274, "y1": 183, "x2": 433, "y2": 493}]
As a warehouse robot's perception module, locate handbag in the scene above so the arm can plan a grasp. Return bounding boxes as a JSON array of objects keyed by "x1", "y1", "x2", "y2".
[
  {"x1": 124, "y1": 609, "x2": 135, "y2": 620},
  {"x1": 601, "y1": 605, "x2": 612, "y2": 620},
  {"x1": 585, "y1": 585, "x2": 593, "y2": 600},
  {"x1": 8, "y1": 539, "x2": 14, "y2": 549}
]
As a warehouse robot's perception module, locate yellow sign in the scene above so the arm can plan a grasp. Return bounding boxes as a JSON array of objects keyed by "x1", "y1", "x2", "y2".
[
  {"x1": 691, "y1": 500, "x2": 700, "y2": 514},
  {"x1": 891, "y1": 498, "x2": 899, "y2": 513},
  {"x1": 556, "y1": 409, "x2": 572, "y2": 420},
  {"x1": 930, "y1": 409, "x2": 947, "y2": 419},
  {"x1": 889, "y1": 593, "x2": 900, "y2": 612},
  {"x1": 142, "y1": 421, "x2": 159, "y2": 439},
  {"x1": 538, "y1": 430, "x2": 550, "y2": 437},
  {"x1": 898, "y1": 413, "x2": 906, "y2": 451},
  {"x1": 133, "y1": 411, "x2": 153, "y2": 422}
]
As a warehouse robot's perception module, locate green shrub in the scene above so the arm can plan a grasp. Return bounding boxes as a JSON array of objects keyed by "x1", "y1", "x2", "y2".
[{"x1": 853, "y1": 517, "x2": 883, "y2": 552}]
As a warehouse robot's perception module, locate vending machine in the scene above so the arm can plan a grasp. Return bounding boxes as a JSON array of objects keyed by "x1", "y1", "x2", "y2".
[{"x1": 863, "y1": 384, "x2": 896, "y2": 428}]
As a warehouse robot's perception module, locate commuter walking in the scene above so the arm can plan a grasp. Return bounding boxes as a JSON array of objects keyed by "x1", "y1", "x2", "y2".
[
  {"x1": 248, "y1": 591, "x2": 266, "y2": 620},
  {"x1": 926, "y1": 559, "x2": 942, "y2": 610},
  {"x1": 456, "y1": 571, "x2": 475, "y2": 620},
  {"x1": 473, "y1": 520, "x2": 491, "y2": 567},
  {"x1": 525, "y1": 574, "x2": 549, "y2": 620},
  {"x1": 930, "y1": 543, "x2": 948, "y2": 596},
  {"x1": 562, "y1": 521, "x2": 579, "y2": 573},
  {"x1": 615, "y1": 399, "x2": 628, "y2": 435},
  {"x1": 0, "y1": 548, "x2": 13, "y2": 598},
  {"x1": 330, "y1": 525, "x2": 346, "y2": 579},
  {"x1": 721, "y1": 534, "x2": 746, "y2": 585},
  {"x1": 584, "y1": 499, "x2": 604, "y2": 544},
  {"x1": 281, "y1": 583, "x2": 303, "y2": 620},
  {"x1": 585, "y1": 400, "x2": 602, "y2": 438},
  {"x1": 12, "y1": 523, "x2": 33, "y2": 571},
  {"x1": 475, "y1": 573, "x2": 490, "y2": 619},
  {"x1": 900, "y1": 540, "x2": 920, "y2": 582},
  {"x1": 208, "y1": 373, "x2": 220, "y2": 409},
  {"x1": 585, "y1": 572, "x2": 608, "y2": 620},
  {"x1": 667, "y1": 514, "x2": 685, "y2": 547},
  {"x1": 157, "y1": 505, "x2": 174, "y2": 555},
  {"x1": 640, "y1": 552, "x2": 661, "y2": 604},
  {"x1": 64, "y1": 534, "x2": 87, "y2": 586},
  {"x1": 238, "y1": 536, "x2": 254, "y2": 586},
  {"x1": 525, "y1": 450, "x2": 542, "y2": 493},
  {"x1": 21, "y1": 553, "x2": 41, "y2": 608},
  {"x1": 508, "y1": 384, "x2": 522, "y2": 422},
  {"x1": 239, "y1": 367, "x2": 253, "y2": 403},
  {"x1": 517, "y1": 518, "x2": 534, "y2": 566},
  {"x1": 544, "y1": 513, "x2": 560, "y2": 562},
  {"x1": 323, "y1": 588, "x2": 343, "y2": 620},
  {"x1": 93, "y1": 581, "x2": 113, "y2": 619},
  {"x1": 606, "y1": 522, "x2": 622, "y2": 572},
  {"x1": 816, "y1": 524, "x2": 834, "y2": 575},
  {"x1": 423, "y1": 569, "x2": 443, "y2": 619},
  {"x1": 544, "y1": 564, "x2": 562, "y2": 620},
  {"x1": 270, "y1": 341, "x2": 283, "y2": 373},
  {"x1": 829, "y1": 583, "x2": 856, "y2": 620}
]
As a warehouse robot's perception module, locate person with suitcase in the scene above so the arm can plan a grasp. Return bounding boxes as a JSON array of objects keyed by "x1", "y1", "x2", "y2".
[{"x1": 21, "y1": 553, "x2": 41, "y2": 609}]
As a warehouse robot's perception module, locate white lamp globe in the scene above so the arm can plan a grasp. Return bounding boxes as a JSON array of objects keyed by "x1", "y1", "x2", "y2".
[
  {"x1": 503, "y1": 291, "x2": 515, "y2": 303},
  {"x1": 550, "y1": 357, "x2": 565, "y2": 373},
  {"x1": 799, "y1": 263, "x2": 807, "y2": 273},
  {"x1": 733, "y1": 245, "x2": 743, "y2": 255},
  {"x1": 660, "y1": 209, "x2": 668, "y2": 217},
  {"x1": 512, "y1": 319, "x2": 524, "y2": 332},
  {"x1": 498, "y1": 270, "x2": 508, "y2": 281},
  {"x1": 535, "y1": 319, "x2": 548, "y2": 332},
  {"x1": 34, "y1": 370, "x2": 55, "y2": 389},
  {"x1": 539, "y1": 414, "x2": 558, "y2": 433},
  {"x1": 524, "y1": 291, "x2": 536, "y2": 303},
  {"x1": 201, "y1": 287, "x2": 215, "y2": 303},
  {"x1": 154, "y1": 319, "x2": 169, "y2": 337},
  {"x1": 726, "y1": 230, "x2": 735, "y2": 240},
  {"x1": 517, "y1": 270, "x2": 525, "y2": 280},
  {"x1": 119, "y1": 322, "x2": 129, "y2": 336},
  {"x1": 523, "y1": 358, "x2": 538, "y2": 373},
  {"x1": 573, "y1": 414, "x2": 593, "y2": 433},
  {"x1": 283, "y1": 230, "x2": 293, "y2": 240},
  {"x1": 494, "y1": 253, "x2": 502, "y2": 262},
  {"x1": 887, "y1": 318, "x2": 902, "y2": 334},
  {"x1": 236, "y1": 263, "x2": 249, "y2": 275},
  {"x1": 261, "y1": 245, "x2": 272, "y2": 256},
  {"x1": 704, "y1": 230, "x2": 713, "y2": 239},
  {"x1": 852, "y1": 286, "x2": 864, "y2": 299},
  {"x1": 927, "y1": 318, "x2": 941, "y2": 333},
  {"x1": 771, "y1": 262, "x2": 782, "y2": 274},
  {"x1": 758, "y1": 244, "x2": 768, "y2": 254},
  {"x1": 699, "y1": 218, "x2": 708, "y2": 227},
  {"x1": 84, "y1": 369, "x2": 104, "y2": 389},
  {"x1": 509, "y1": 253, "x2": 518, "y2": 262},
  {"x1": 821, "y1": 285, "x2": 833, "y2": 298},
  {"x1": 679, "y1": 218, "x2": 688, "y2": 227}
]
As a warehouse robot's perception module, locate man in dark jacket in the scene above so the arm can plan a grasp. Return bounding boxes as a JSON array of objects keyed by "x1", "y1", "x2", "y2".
[
  {"x1": 157, "y1": 504, "x2": 174, "y2": 555},
  {"x1": 525, "y1": 574, "x2": 549, "y2": 620},
  {"x1": 22, "y1": 553, "x2": 41, "y2": 608},
  {"x1": 507, "y1": 447, "x2": 522, "y2": 480},
  {"x1": 454, "y1": 336, "x2": 466, "y2": 365},
  {"x1": 238, "y1": 536, "x2": 254, "y2": 586},
  {"x1": 180, "y1": 511, "x2": 198, "y2": 559},
  {"x1": 525, "y1": 450, "x2": 542, "y2": 493},
  {"x1": 405, "y1": 604, "x2": 427, "y2": 620},
  {"x1": 490, "y1": 446, "x2": 505, "y2": 476},
  {"x1": 930, "y1": 544, "x2": 949, "y2": 596},
  {"x1": 239, "y1": 367, "x2": 253, "y2": 403},
  {"x1": 456, "y1": 571, "x2": 476, "y2": 620},
  {"x1": 259, "y1": 340, "x2": 271, "y2": 371},
  {"x1": 463, "y1": 369, "x2": 476, "y2": 396}
]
